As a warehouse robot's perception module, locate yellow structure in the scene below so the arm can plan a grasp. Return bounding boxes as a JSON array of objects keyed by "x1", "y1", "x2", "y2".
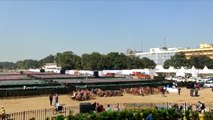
[{"x1": 178, "y1": 43, "x2": 213, "y2": 59}]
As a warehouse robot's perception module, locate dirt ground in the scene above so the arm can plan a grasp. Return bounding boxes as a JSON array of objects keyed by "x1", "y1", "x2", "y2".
[{"x1": 1, "y1": 88, "x2": 213, "y2": 113}]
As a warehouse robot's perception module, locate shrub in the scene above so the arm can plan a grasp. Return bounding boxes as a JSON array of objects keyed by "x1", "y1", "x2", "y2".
[
  {"x1": 53, "y1": 108, "x2": 213, "y2": 120},
  {"x1": 204, "y1": 112, "x2": 213, "y2": 120},
  {"x1": 184, "y1": 110, "x2": 190, "y2": 120},
  {"x1": 132, "y1": 111, "x2": 143, "y2": 120},
  {"x1": 190, "y1": 111, "x2": 199, "y2": 120},
  {"x1": 29, "y1": 117, "x2": 35, "y2": 120},
  {"x1": 56, "y1": 115, "x2": 65, "y2": 120}
]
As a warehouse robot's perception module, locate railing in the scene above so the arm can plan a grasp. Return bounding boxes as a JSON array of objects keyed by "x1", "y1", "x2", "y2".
[
  {"x1": 7, "y1": 106, "x2": 79, "y2": 120},
  {"x1": 6, "y1": 102, "x2": 213, "y2": 120}
]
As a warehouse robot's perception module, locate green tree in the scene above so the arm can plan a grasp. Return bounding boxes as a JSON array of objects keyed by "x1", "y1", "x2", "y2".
[
  {"x1": 0, "y1": 65, "x2": 3, "y2": 71},
  {"x1": 55, "y1": 51, "x2": 78, "y2": 70},
  {"x1": 81, "y1": 52, "x2": 103, "y2": 70},
  {"x1": 164, "y1": 59, "x2": 173, "y2": 69},
  {"x1": 163, "y1": 53, "x2": 189, "y2": 69},
  {"x1": 189, "y1": 55, "x2": 213, "y2": 69},
  {"x1": 126, "y1": 56, "x2": 144, "y2": 69},
  {"x1": 39, "y1": 55, "x2": 55, "y2": 67},
  {"x1": 73, "y1": 55, "x2": 82, "y2": 70},
  {"x1": 15, "y1": 60, "x2": 39, "y2": 69},
  {"x1": 106, "y1": 52, "x2": 120, "y2": 69},
  {"x1": 141, "y1": 57, "x2": 156, "y2": 69},
  {"x1": 0, "y1": 62, "x2": 16, "y2": 69},
  {"x1": 112, "y1": 53, "x2": 128, "y2": 69},
  {"x1": 81, "y1": 53, "x2": 90, "y2": 70}
]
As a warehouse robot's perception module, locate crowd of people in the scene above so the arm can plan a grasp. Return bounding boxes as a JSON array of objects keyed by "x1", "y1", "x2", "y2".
[
  {"x1": 71, "y1": 89, "x2": 123, "y2": 101},
  {"x1": 71, "y1": 89, "x2": 95, "y2": 101},
  {"x1": 121, "y1": 86, "x2": 168, "y2": 97},
  {"x1": 71, "y1": 86, "x2": 172, "y2": 101},
  {"x1": 91, "y1": 102, "x2": 120, "y2": 113}
]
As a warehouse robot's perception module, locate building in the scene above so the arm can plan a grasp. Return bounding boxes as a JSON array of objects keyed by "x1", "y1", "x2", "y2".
[
  {"x1": 134, "y1": 47, "x2": 178, "y2": 65},
  {"x1": 132, "y1": 43, "x2": 213, "y2": 66},
  {"x1": 43, "y1": 62, "x2": 61, "y2": 73},
  {"x1": 178, "y1": 43, "x2": 213, "y2": 59}
]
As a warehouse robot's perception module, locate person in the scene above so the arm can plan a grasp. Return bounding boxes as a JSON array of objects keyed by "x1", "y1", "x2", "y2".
[
  {"x1": 178, "y1": 87, "x2": 181, "y2": 95},
  {"x1": 55, "y1": 93, "x2": 59, "y2": 105},
  {"x1": 23, "y1": 85, "x2": 26, "y2": 90},
  {"x1": 106, "y1": 104, "x2": 112, "y2": 111},
  {"x1": 195, "y1": 88, "x2": 199, "y2": 97},
  {"x1": 197, "y1": 101, "x2": 205, "y2": 113},
  {"x1": 0, "y1": 106, "x2": 6, "y2": 118},
  {"x1": 96, "y1": 104, "x2": 105, "y2": 113},
  {"x1": 114, "y1": 103, "x2": 120, "y2": 111},
  {"x1": 71, "y1": 92, "x2": 77, "y2": 99},
  {"x1": 49, "y1": 94, "x2": 53, "y2": 106},
  {"x1": 190, "y1": 88, "x2": 194, "y2": 96},
  {"x1": 55, "y1": 101, "x2": 60, "y2": 111}
]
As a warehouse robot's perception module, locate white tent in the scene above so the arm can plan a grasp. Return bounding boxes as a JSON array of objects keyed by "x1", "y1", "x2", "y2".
[
  {"x1": 200, "y1": 66, "x2": 213, "y2": 74},
  {"x1": 190, "y1": 66, "x2": 198, "y2": 77},
  {"x1": 176, "y1": 66, "x2": 185, "y2": 77},
  {"x1": 168, "y1": 66, "x2": 176, "y2": 73},
  {"x1": 155, "y1": 66, "x2": 170, "y2": 73}
]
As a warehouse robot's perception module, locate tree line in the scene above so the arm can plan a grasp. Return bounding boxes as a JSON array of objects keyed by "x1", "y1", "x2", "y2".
[
  {"x1": 0, "y1": 52, "x2": 212, "y2": 70},
  {"x1": 0, "y1": 51, "x2": 156, "y2": 70},
  {"x1": 163, "y1": 52, "x2": 213, "y2": 69}
]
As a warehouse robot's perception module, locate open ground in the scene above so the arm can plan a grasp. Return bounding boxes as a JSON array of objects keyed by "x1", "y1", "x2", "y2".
[{"x1": 1, "y1": 88, "x2": 213, "y2": 113}]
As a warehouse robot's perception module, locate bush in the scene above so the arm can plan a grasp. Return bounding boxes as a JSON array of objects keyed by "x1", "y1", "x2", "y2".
[
  {"x1": 53, "y1": 108, "x2": 213, "y2": 120},
  {"x1": 56, "y1": 115, "x2": 65, "y2": 120},
  {"x1": 190, "y1": 111, "x2": 199, "y2": 120},
  {"x1": 184, "y1": 110, "x2": 190, "y2": 120},
  {"x1": 204, "y1": 112, "x2": 213, "y2": 120},
  {"x1": 29, "y1": 117, "x2": 35, "y2": 120}
]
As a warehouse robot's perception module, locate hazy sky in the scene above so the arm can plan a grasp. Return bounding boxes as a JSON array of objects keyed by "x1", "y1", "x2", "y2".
[{"x1": 0, "y1": 0, "x2": 213, "y2": 62}]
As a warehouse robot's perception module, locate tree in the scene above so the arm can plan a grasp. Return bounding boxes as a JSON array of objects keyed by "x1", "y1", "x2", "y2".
[
  {"x1": 0, "y1": 62, "x2": 16, "y2": 69},
  {"x1": 39, "y1": 55, "x2": 55, "y2": 67},
  {"x1": 189, "y1": 55, "x2": 213, "y2": 69},
  {"x1": 112, "y1": 53, "x2": 128, "y2": 69},
  {"x1": 163, "y1": 59, "x2": 173, "y2": 69},
  {"x1": 0, "y1": 65, "x2": 3, "y2": 71},
  {"x1": 163, "y1": 53, "x2": 189, "y2": 69},
  {"x1": 81, "y1": 52, "x2": 103, "y2": 70},
  {"x1": 126, "y1": 56, "x2": 144, "y2": 69},
  {"x1": 55, "y1": 51, "x2": 79, "y2": 70},
  {"x1": 141, "y1": 57, "x2": 156, "y2": 69},
  {"x1": 15, "y1": 60, "x2": 39, "y2": 69}
]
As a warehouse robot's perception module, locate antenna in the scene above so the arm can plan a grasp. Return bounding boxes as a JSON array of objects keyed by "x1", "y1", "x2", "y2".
[
  {"x1": 141, "y1": 39, "x2": 143, "y2": 52},
  {"x1": 164, "y1": 37, "x2": 166, "y2": 47}
]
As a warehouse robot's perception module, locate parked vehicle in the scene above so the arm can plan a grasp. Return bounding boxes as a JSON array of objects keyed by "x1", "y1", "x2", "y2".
[
  {"x1": 172, "y1": 76, "x2": 185, "y2": 82},
  {"x1": 203, "y1": 80, "x2": 213, "y2": 88},
  {"x1": 132, "y1": 72, "x2": 151, "y2": 79}
]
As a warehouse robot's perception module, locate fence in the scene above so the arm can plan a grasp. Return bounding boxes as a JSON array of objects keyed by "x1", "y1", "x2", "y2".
[
  {"x1": 7, "y1": 106, "x2": 79, "y2": 120},
  {"x1": 6, "y1": 102, "x2": 213, "y2": 120}
]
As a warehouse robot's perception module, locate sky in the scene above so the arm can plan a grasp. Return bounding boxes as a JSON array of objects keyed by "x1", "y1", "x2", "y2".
[{"x1": 0, "y1": 0, "x2": 213, "y2": 62}]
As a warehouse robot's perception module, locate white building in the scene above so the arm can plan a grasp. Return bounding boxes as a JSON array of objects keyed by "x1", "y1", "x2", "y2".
[
  {"x1": 134, "y1": 47, "x2": 178, "y2": 65},
  {"x1": 43, "y1": 63, "x2": 61, "y2": 73}
]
